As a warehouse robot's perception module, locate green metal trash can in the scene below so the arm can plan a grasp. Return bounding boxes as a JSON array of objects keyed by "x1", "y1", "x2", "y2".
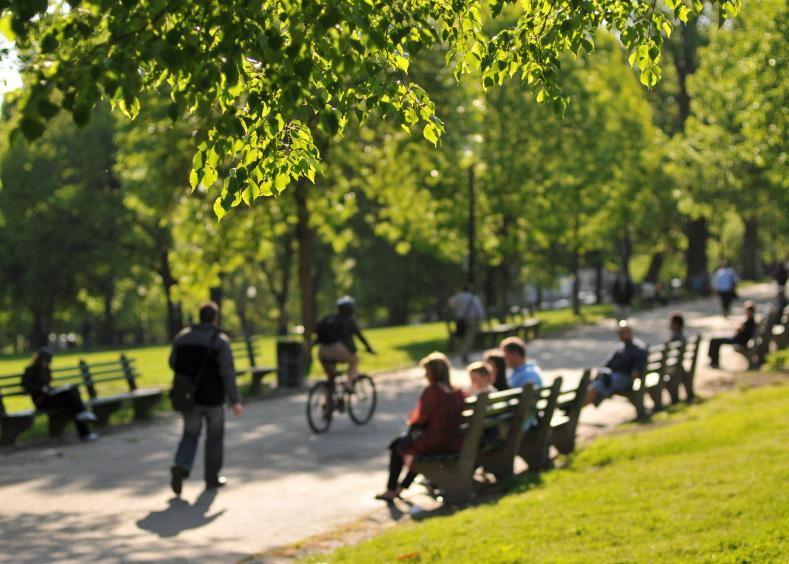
[{"x1": 277, "y1": 338, "x2": 304, "y2": 388}]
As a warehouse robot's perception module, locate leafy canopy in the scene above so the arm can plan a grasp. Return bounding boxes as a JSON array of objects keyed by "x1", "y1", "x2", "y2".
[{"x1": 1, "y1": 0, "x2": 739, "y2": 217}]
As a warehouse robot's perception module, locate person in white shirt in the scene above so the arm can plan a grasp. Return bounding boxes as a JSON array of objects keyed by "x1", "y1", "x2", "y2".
[
  {"x1": 448, "y1": 285, "x2": 486, "y2": 363},
  {"x1": 712, "y1": 261, "x2": 738, "y2": 318}
]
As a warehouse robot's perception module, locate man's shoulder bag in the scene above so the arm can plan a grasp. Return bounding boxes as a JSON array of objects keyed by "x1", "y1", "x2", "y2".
[{"x1": 169, "y1": 329, "x2": 219, "y2": 412}]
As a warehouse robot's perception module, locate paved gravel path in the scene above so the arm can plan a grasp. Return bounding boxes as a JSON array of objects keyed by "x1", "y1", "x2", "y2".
[{"x1": 0, "y1": 284, "x2": 778, "y2": 563}]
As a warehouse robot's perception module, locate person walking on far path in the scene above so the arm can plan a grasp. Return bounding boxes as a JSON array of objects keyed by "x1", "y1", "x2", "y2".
[
  {"x1": 169, "y1": 302, "x2": 243, "y2": 495},
  {"x1": 448, "y1": 285, "x2": 486, "y2": 364},
  {"x1": 712, "y1": 261, "x2": 738, "y2": 317},
  {"x1": 611, "y1": 270, "x2": 635, "y2": 321}
]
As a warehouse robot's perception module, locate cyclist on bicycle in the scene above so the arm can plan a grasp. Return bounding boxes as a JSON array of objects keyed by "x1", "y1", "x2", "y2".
[{"x1": 314, "y1": 296, "x2": 375, "y2": 382}]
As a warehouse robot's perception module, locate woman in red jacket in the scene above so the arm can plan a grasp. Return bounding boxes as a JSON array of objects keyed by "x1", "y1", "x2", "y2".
[{"x1": 375, "y1": 352, "x2": 465, "y2": 501}]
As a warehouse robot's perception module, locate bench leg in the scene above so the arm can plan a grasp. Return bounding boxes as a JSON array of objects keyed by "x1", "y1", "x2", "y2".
[
  {"x1": 552, "y1": 423, "x2": 576, "y2": 455},
  {"x1": 92, "y1": 401, "x2": 123, "y2": 427},
  {"x1": 666, "y1": 375, "x2": 681, "y2": 405},
  {"x1": 441, "y1": 479, "x2": 474, "y2": 505},
  {"x1": 647, "y1": 386, "x2": 664, "y2": 412},
  {"x1": 631, "y1": 390, "x2": 648, "y2": 420},
  {"x1": 1, "y1": 415, "x2": 35, "y2": 446},
  {"x1": 48, "y1": 412, "x2": 72, "y2": 437},
  {"x1": 133, "y1": 394, "x2": 162, "y2": 420},
  {"x1": 478, "y1": 451, "x2": 514, "y2": 482},
  {"x1": 681, "y1": 371, "x2": 695, "y2": 403},
  {"x1": 520, "y1": 429, "x2": 553, "y2": 471},
  {"x1": 249, "y1": 373, "x2": 264, "y2": 395}
]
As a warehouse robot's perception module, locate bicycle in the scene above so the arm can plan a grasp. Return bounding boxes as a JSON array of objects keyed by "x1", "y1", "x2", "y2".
[{"x1": 306, "y1": 361, "x2": 377, "y2": 433}]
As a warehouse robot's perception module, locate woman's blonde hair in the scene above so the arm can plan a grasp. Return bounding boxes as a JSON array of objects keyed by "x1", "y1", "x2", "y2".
[{"x1": 419, "y1": 351, "x2": 452, "y2": 385}]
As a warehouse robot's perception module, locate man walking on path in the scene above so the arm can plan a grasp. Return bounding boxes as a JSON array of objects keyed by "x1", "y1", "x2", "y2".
[
  {"x1": 448, "y1": 285, "x2": 486, "y2": 363},
  {"x1": 712, "y1": 261, "x2": 738, "y2": 317},
  {"x1": 169, "y1": 302, "x2": 243, "y2": 494}
]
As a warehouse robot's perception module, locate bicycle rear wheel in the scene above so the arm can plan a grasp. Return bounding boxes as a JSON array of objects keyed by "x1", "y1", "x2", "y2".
[
  {"x1": 348, "y1": 375, "x2": 377, "y2": 425},
  {"x1": 306, "y1": 381, "x2": 333, "y2": 433}
]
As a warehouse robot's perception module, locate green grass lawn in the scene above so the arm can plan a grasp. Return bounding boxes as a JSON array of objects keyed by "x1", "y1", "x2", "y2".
[
  {"x1": 315, "y1": 382, "x2": 789, "y2": 562},
  {"x1": 0, "y1": 305, "x2": 611, "y2": 441}
]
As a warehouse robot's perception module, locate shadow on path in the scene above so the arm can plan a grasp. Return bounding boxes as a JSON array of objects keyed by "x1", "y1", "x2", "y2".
[{"x1": 136, "y1": 489, "x2": 223, "y2": 538}]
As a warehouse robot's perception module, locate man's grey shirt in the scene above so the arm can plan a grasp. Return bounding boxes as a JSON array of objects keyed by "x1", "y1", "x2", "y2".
[
  {"x1": 169, "y1": 323, "x2": 240, "y2": 405},
  {"x1": 448, "y1": 291, "x2": 486, "y2": 320}
]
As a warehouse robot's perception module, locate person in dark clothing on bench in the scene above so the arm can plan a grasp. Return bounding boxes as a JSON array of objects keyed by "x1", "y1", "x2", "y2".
[
  {"x1": 585, "y1": 322, "x2": 647, "y2": 406},
  {"x1": 22, "y1": 347, "x2": 97, "y2": 441},
  {"x1": 708, "y1": 301, "x2": 756, "y2": 369}
]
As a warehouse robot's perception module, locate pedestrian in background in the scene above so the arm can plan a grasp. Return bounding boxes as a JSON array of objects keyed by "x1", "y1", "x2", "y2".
[
  {"x1": 448, "y1": 285, "x2": 486, "y2": 364},
  {"x1": 712, "y1": 261, "x2": 738, "y2": 317}
]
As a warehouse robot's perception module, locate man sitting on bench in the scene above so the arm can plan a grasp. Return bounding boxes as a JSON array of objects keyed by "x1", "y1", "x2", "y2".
[
  {"x1": 708, "y1": 301, "x2": 756, "y2": 369},
  {"x1": 585, "y1": 322, "x2": 647, "y2": 407},
  {"x1": 500, "y1": 337, "x2": 543, "y2": 389}
]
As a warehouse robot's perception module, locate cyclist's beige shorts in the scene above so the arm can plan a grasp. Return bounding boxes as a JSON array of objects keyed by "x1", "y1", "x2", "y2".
[{"x1": 318, "y1": 342, "x2": 357, "y2": 363}]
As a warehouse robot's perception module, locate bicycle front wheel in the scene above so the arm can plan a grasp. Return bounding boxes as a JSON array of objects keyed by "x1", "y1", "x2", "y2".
[
  {"x1": 306, "y1": 381, "x2": 333, "y2": 433},
  {"x1": 348, "y1": 375, "x2": 377, "y2": 425}
]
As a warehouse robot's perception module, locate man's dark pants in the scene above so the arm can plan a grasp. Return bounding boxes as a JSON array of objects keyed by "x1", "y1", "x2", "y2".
[
  {"x1": 718, "y1": 291, "x2": 735, "y2": 317},
  {"x1": 174, "y1": 404, "x2": 224, "y2": 483},
  {"x1": 708, "y1": 337, "x2": 736, "y2": 366}
]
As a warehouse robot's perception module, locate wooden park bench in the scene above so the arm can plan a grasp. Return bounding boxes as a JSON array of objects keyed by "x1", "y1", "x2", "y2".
[
  {"x1": 519, "y1": 378, "x2": 562, "y2": 471},
  {"x1": 552, "y1": 370, "x2": 591, "y2": 455},
  {"x1": 735, "y1": 316, "x2": 776, "y2": 369},
  {"x1": 79, "y1": 355, "x2": 162, "y2": 426},
  {"x1": 0, "y1": 363, "x2": 86, "y2": 445},
  {"x1": 770, "y1": 305, "x2": 789, "y2": 350},
  {"x1": 475, "y1": 386, "x2": 535, "y2": 482},
  {"x1": 665, "y1": 335, "x2": 700, "y2": 404},
  {"x1": 230, "y1": 335, "x2": 276, "y2": 394}
]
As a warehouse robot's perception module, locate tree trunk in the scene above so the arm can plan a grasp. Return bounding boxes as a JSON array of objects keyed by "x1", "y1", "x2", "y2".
[
  {"x1": 159, "y1": 250, "x2": 181, "y2": 339},
  {"x1": 684, "y1": 217, "x2": 709, "y2": 291},
  {"x1": 295, "y1": 181, "x2": 316, "y2": 343},
  {"x1": 209, "y1": 274, "x2": 224, "y2": 317},
  {"x1": 31, "y1": 308, "x2": 51, "y2": 348},
  {"x1": 100, "y1": 284, "x2": 115, "y2": 346},
  {"x1": 644, "y1": 251, "x2": 665, "y2": 284},
  {"x1": 594, "y1": 259, "x2": 604, "y2": 304},
  {"x1": 571, "y1": 249, "x2": 581, "y2": 316},
  {"x1": 741, "y1": 217, "x2": 760, "y2": 280},
  {"x1": 620, "y1": 228, "x2": 633, "y2": 275}
]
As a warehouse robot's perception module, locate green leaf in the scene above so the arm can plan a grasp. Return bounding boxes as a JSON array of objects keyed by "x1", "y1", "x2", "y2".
[
  {"x1": 19, "y1": 116, "x2": 45, "y2": 141},
  {"x1": 0, "y1": 15, "x2": 15, "y2": 41},
  {"x1": 423, "y1": 122, "x2": 439, "y2": 146},
  {"x1": 213, "y1": 197, "x2": 227, "y2": 220}
]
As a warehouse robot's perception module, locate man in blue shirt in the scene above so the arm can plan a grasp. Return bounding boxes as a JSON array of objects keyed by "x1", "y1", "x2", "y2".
[{"x1": 501, "y1": 337, "x2": 543, "y2": 388}]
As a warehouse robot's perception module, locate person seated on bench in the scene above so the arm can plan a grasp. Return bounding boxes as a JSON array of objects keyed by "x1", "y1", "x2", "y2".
[
  {"x1": 483, "y1": 350, "x2": 508, "y2": 391},
  {"x1": 669, "y1": 312, "x2": 686, "y2": 342},
  {"x1": 375, "y1": 352, "x2": 465, "y2": 502},
  {"x1": 465, "y1": 362, "x2": 501, "y2": 449},
  {"x1": 465, "y1": 361, "x2": 497, "y2": 396},
  {"x1": 500, "y1": 337, "x2": 543, "y2": 388},
  {"x1": 585, "y1": 322, "x2": 647, "y2": 407},
  {"x1": 21, "y1": 347, "x2": 98, "y2": 441},
  {"x1": 708, "y1": 301, "x2": 756, "y2": 369}
]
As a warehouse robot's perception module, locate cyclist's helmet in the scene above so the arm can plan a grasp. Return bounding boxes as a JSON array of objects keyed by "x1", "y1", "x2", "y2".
[{"x1": 337, "y1": 295, "x2": 356, "y2": 315}]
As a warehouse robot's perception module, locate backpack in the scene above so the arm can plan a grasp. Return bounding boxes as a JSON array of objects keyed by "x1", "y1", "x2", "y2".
[{"x1": 315, "y1": 314, "x2": 343, "y2": 344}]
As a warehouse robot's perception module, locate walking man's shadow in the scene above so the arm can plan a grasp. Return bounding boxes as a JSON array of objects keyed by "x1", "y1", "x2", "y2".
[{"x1": 137, "y1": 490, "x2": 224, "y2": 538}]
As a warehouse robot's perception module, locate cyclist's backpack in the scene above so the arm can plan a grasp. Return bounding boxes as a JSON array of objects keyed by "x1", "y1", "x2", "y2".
[{"x1": 315, "y1": 314, "x2": 343, "y2": 344}]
